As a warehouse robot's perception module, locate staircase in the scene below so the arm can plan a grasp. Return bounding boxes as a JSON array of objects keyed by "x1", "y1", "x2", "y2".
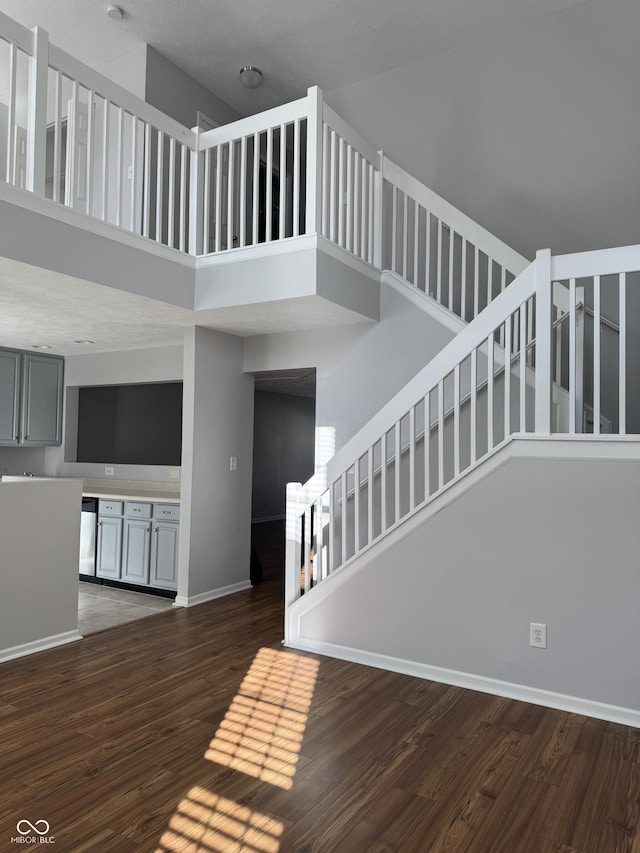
[
  {"x1": 284, "y1": 218, "x2": 640, "y2": 725},
  {"x1": 2, "y1": 9, "x2": 639, "y2": 723}
]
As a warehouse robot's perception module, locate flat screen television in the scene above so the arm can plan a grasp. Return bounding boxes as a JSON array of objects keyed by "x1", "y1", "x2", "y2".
[{"x1": 76, "y1": 382, "x2": 182, "y2": 466}]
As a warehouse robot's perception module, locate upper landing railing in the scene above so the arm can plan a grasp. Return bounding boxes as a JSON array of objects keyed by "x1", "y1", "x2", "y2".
[{"x1": 0, "y1": 11, "x2": 527, "y2": 325}]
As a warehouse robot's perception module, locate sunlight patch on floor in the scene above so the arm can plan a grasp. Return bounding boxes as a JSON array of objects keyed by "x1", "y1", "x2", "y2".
[
  {"x1": 156, "y1": 786, "x2": 283, "y2": 853},
  {"x1": 204, "y1": 647, "x2": 319, "y2": 790},
  {"x1": 156, "y1": 647, "x2": 319, "y2": 852}
]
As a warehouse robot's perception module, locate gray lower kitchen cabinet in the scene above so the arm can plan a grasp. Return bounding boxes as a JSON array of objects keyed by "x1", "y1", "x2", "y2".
[
  {"x1": 94, "y1": 499, "x2": 179, "y2": 591},
  {"x1": 0, "y1": 347, "x2": 63, "y2": 446},
  {"x1": 122, "y1": 518, "x2": 152, "y2": 584},
  {"x1": 97, "y1": 516, "x2": 123, "y2": 579},
  {"x1": 150, "y1": 521, "x2": 179, "y2": 590}
]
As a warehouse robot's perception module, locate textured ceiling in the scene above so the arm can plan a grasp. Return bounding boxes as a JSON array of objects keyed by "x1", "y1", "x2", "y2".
[
  {"x1": 254, "y1": 368, "x2": 316, "y2": 398},
  {"x1": 1, "y1": 0, "x2": 591, "y2": 115},
  {"x1": 0, "y1": 257, "x2": 373, "y2": 355}
]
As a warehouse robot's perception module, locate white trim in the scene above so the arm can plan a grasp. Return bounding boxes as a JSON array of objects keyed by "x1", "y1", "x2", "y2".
[
  {"x1": 0, "y1": 630, "x2": 82, "y2": 663},
  {"x1": 284, "y1": 637, "x2": 640, "y2": 729},
  {"x1": 196, "y1": 233, "x2": 318, "y2": 267},
  {"x1": 174, "y1": 579, "x2": 251, "y2": 608}
]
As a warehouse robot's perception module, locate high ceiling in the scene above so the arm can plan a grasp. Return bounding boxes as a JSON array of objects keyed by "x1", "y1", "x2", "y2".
[
  {"x1": 0, "y1": 0, "x2": 633, "y2": 358},
  {"x1": 2, "y1": 0, "x2": 591, "y2": 115}
]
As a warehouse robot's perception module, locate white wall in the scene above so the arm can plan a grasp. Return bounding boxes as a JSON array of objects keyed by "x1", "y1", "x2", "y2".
[
  {"x1": 179, "y1": 326, "x2": 254, "y2": 601},
  {"x1": 244, "y1": 281, "x2": 458, "y2": 455},
  {"x1": 98, "y1": 47, "x2": 147, "y2": 100},
  {"x1": 0, "y1": 479, "x2": 82, "y2": 659},
  {"x1": 294, "y1": 451, "x2": 640, "y2": 715},
  {"x1": 326, "y1": 0, "x2": 640, "y2": 259}
]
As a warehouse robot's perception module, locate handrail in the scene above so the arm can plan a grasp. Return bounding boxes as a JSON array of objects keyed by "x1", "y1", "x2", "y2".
[
  {"x1": 0, "y1": 11, "x2": 33, "y2": 54},
  {"x1": 382, "y1": 157, "x2": 529, "y2": 278},
  {"x1": 327, "y1": 260, "x2": 537, "y2": 481},
  {"x1": 199, "y1": 96, "x2": 309, "y2": 150},
  {"x1": 48, "y1": 45, "x2": 197, "y2": 147}
]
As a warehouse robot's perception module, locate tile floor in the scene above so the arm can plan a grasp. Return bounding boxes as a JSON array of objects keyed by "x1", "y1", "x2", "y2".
[{"x1": 78, "y1": 582, "x2": 175, "y2": 636}]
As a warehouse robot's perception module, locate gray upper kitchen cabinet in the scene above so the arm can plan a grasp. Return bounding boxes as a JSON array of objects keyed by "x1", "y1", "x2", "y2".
[
  {"x1": 21, "y1": 353, "x2": 64, "y2": 445},
  {"x1": 0, "y1": 349, "x2": 21, "y2": 444},
  {"x1": 0, "y1": 347, "x2": 64, "y2": 446}
]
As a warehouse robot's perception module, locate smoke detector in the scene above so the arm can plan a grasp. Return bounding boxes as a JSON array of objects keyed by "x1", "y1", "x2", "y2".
[{"x1": 106, "y1": 5, "x2": 124, "y2": 20}]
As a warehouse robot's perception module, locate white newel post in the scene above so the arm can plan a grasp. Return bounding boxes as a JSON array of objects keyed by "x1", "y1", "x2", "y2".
[
  {"x1": 305, "y1": 87, "x2": 323, "y2": 236},
  {"x1": 27, "y1": 26, "x2": 48, "y2": 196},
  {"x1": 535, "y1": 248, "x2": 552, "y2": 435},
  {"x1": 374, "y1": 150, "x2": 384, "y2": 270},
  {"x1": 188, "y1": 128, "x2": 204, "y2": 255},
  {"x1": 285, "y1": 482, "x2": 302, "y2": 639}
]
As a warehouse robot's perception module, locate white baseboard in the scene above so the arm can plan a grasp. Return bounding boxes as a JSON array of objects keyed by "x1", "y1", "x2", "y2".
[
  {"x1": 286, "y1": 637, "x2": 640, "y2": 729},
  {"x1": 174, "y1": 579, "x2": 252, "y2": 608},
  {"x1": 0, "y1": 630, "x2": 83, "y2": 664}
]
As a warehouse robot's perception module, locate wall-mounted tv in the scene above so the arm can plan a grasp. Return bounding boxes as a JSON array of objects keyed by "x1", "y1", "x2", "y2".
[{"x1": 76, "y1": 382, "x2": 182, "y2": 466}]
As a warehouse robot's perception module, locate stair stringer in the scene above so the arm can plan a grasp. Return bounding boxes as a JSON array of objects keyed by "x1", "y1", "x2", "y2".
[{"x1": 286, "y1": 436, "x2": 640, "y2": 728}]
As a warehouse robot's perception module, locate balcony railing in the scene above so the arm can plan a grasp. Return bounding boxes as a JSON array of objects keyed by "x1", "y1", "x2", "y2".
[{"x1": 0, "y1": 11, "x2": 526, "y2": 327}]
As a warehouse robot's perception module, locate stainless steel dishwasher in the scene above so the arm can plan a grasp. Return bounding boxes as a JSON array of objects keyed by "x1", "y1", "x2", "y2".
[{"x1": 79, "y1": 497, "x2": 98, "y2": 577}]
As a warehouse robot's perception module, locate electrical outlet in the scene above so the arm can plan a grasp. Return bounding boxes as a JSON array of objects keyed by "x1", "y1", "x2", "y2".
[
  {"x1": 104, "y1": 466, "x2": 114, "y2": 476},
  {"x1": 229, "y1": 456, "x2": 237, "y2": 471},
  {"x1": 530, "y1": 622, "x2": 547, "y2": 649}
]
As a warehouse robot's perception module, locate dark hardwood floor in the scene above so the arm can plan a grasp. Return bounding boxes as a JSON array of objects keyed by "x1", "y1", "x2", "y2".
[{"x1": 0, "y1": 560, "x2": 639, "y2": 851}]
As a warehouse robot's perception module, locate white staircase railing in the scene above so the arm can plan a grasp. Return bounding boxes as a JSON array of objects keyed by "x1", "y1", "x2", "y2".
[
  {"x1": 0, "y1": 8, "x2": 527, "y2": 326},
  {"x1": 285, "y1": 244, "x2": 640, "y2": 615},
  {"x1": 382, "y1": 158, "x2": 528, "y2": 321}
]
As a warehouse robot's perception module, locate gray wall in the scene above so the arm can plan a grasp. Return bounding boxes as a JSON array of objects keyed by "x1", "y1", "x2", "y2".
[
  {"x1": 244, "y1": 281, "x2": 458, "y2": 457},
  {"x1": 0, "y1": 479, "x2": 81, "y2": 657},
  {"x1": 252, "y1": 390, "x2": 315, "y2": 521},
  {"x1": 297, "y1": 454, "x2": 640, "y2": 713},
  {"x1": 146, "y1": 47, "x2": 241, "y2": 129},
  {"x1": 49, "y1": 345, "x2": 183, "y2": 483},
  {"x1": 326, "y1": 0, "x2": 640, "y2": 260},
  {"x1": 179, "y1": 326, "x2": 254, "y2": 600}
]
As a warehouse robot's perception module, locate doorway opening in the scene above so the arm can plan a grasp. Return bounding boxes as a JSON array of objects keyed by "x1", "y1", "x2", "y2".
[{"x1": 250, "y1": 368, "x2": 316, "y2": 585}]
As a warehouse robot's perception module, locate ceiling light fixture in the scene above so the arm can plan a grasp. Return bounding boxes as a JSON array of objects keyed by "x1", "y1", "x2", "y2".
[
  {"x1": 239, "y1": 66, "x2": 263, "y2": 89},
  {"x1": 32, "y1": 344, "x2": 52, "y2": 350},
  {"x1": 75, "y1": 340, "x2": 95, "y2": 345},
  {"x1": 106, "y1": 4, "x2": 124, "y2": 20}
]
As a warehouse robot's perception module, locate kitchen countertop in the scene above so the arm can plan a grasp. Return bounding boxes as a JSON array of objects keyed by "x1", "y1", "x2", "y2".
[
  {"x1": 81, "y1": 478, "x2": 180, "y2": 504},
  {"x1": 82, "y1": 488, "x2": 180, "y2": 504},
  {"x1": 1, "y1": 476, "x2": 181, "y2": 504}
]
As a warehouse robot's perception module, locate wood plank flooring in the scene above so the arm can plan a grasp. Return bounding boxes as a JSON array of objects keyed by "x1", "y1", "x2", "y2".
[{"x1": 0, "y1": 574, "x2": 639, "y2": 851}]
